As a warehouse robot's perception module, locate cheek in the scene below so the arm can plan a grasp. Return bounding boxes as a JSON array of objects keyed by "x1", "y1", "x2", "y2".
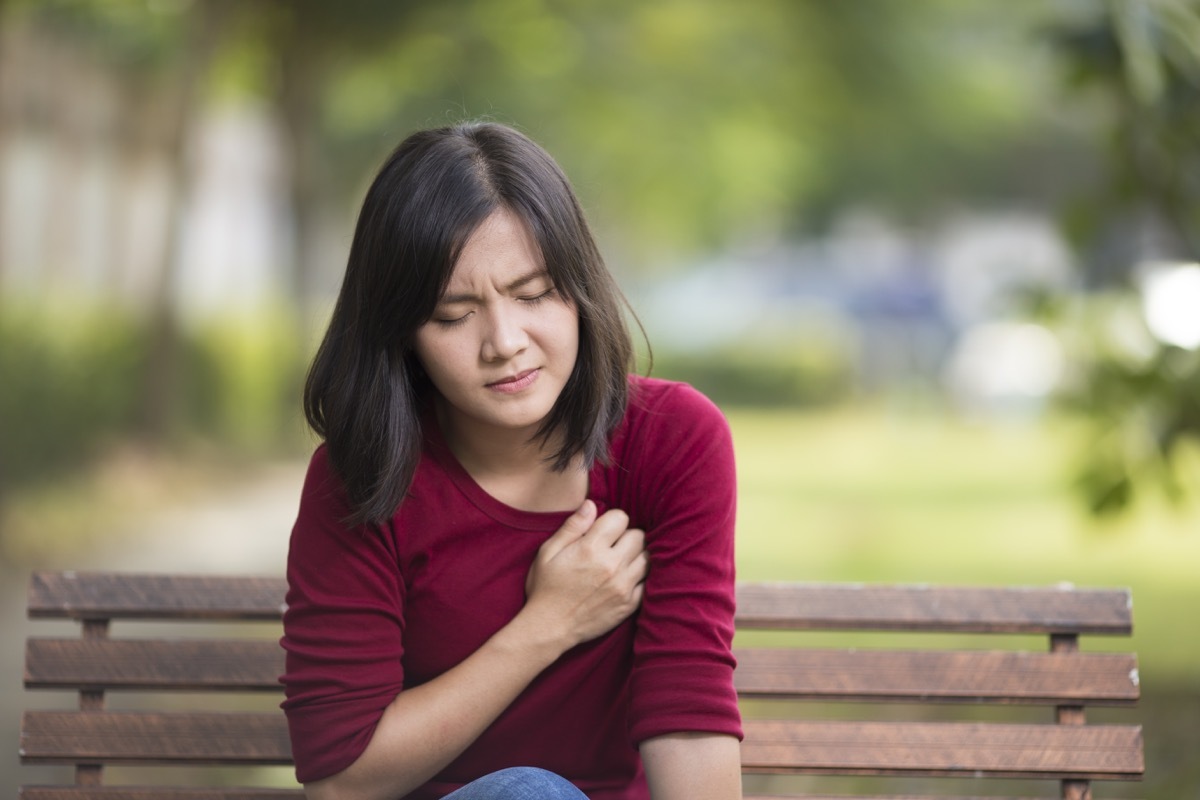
[
  {"x1": 555, "y1": 304, "x2": 581, "y2": 352},
  {"x1": 413, "y1": 329, "x2": 481, "y2": 392}
]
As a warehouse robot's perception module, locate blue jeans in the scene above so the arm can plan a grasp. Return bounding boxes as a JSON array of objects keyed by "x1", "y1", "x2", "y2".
[{"x1": 442, "y1": 767, "x2": 588, "y2": 800}]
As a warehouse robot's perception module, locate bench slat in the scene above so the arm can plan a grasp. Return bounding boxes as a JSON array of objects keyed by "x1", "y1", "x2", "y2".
[
  {"x1": 20, "y1": 712, "x2": 292, "y2": 765},
  {"x1": 27, "y1": 639, "x2": 1142, "y2": 707},
  {"x1": 27, "y1": 573, "x2": 287, "y2": 622},
  {"x1": 734, "y1": 648, "x2": 1140, "y2": 705},
  {"x1": 31, "y1": 573, "x2": 1135, "y2": 635},
  {"x1": 23, "y1": 712, "x2": 1144, "y2": 780},
  {"x1": 25, "y1": 640, "x2": 285, "y2": 691},
  {"x1": 741, "y1": 720, "x2": 1144, "y2": 779},
  {"x1": 735, "y1": 583, "x2": 1133, "y2": 635}
]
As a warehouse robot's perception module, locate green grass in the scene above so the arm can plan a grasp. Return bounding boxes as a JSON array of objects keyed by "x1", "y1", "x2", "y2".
[{"x1": 728, "y1": 406, "x2": 1200, "y2": 685}]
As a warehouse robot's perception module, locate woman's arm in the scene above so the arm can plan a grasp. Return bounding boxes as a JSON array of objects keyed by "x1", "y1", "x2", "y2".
[
  {"x1": 304, "y1": 500, "x2": 647, "y2": 800},
  {"x1": 618, "y1": 381, "x2": 742, "y2": 800},
  {"x1": 626, "y1": 383, "x2": 741, "y2": 745},
  {"x1": 640, "y1": 733, "x2": 742, "y2": 800}
]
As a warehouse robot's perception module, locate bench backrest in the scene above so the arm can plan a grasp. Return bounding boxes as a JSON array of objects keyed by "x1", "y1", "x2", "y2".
[{"x1": 20, "y1": 572, "x2": 1143, "y2": 799}]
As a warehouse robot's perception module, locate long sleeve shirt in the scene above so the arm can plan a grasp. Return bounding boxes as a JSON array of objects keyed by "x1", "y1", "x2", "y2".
[{"x1": 281, "y1": 376, "x2": 741, "y2": 800}]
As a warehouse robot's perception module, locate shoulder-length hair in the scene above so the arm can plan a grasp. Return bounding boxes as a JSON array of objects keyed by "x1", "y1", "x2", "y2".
[{"x1": 304, "y1": 122, "x2": 634, "y2": 525}]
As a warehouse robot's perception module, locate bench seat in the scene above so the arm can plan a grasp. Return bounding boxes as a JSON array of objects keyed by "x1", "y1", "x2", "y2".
[{"x1": 20, "y1": 572, "x2": 1144, "y2": 799}]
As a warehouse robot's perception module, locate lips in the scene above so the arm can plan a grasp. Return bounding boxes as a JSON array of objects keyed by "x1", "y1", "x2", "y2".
[{"x1": 486, "y1": 368, "x2": 540, "y2": 394}]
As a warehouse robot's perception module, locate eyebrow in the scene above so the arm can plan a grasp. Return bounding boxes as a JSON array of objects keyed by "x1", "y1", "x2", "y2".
[{"x1": 437, "y1": 269, "x2": 550, "y2": 306}]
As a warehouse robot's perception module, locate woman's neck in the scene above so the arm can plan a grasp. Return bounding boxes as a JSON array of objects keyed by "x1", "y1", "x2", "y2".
[{"x1": 435, "y1": 403, "x2": 587, "y2": 512}]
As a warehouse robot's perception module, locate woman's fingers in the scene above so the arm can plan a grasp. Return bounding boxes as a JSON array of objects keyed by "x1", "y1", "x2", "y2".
[
  {"x1": 540, "y1": 503, "x2": 633, "y2": 566},
  {"x1": 627, "y1": 546, "x2": 649, "y2": 583},
  {"x1": 537, "y1": 499, "x2": 598, "y2": 561},
  {"x1": 524, "y1": 504, "x2": 649, "y2": 645},
  {"x1": 582, "y1": 508, "x2": 632, "y2": 547},
  {"x1": 610, "y1": 527, "x2": 645, "y2": 565}
]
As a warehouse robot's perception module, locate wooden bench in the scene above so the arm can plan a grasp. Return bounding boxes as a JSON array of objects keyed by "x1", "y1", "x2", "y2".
[{"x1": 20, "y1": 571, "x2": 1144, "y2": 799}]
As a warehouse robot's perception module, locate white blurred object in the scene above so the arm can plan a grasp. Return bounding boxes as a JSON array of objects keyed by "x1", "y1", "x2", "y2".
[
  {"x1": 943, "y1": 321, "x2": 1064, "y2": 414},
  {"x1": 1141, "y1": 262, "x2": 1200, "y2": 350},
  {"x1": 933, "y1": 214, "x2": 1074, "y2": 327}
]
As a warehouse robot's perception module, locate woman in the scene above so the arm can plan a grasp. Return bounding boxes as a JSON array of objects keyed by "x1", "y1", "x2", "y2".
[{"x1": 281, "y1": 122, "x2": 742, "y2": 800}]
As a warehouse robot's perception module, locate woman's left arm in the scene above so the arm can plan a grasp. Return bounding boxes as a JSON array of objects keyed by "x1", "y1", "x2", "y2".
[
  {"x1": 641, "y1": 733, "x2": 742, "y2": 800},
  {"x1": 626, "y1": 381, "x2": 743, "y2": 800}
]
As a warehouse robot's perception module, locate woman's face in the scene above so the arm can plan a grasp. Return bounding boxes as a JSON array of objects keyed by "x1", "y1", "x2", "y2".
[{"x1": 413, "y1": 208, "x2": 580, "y2": 449}]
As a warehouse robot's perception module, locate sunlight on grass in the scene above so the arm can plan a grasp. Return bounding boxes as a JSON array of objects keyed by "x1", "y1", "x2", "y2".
[{"x1": 728, "y1": 406, "x2": 1200, "y2": 683}]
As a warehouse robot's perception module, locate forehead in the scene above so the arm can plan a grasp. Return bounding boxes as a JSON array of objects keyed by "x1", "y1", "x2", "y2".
[{"x1": 446, "y1": 209, "x2": 545, "y2": 289}]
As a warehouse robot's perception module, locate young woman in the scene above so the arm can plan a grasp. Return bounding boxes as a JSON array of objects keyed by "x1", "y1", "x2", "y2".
[{"x1": 281, "y1": 122, "x2": 741, "y2": 800}]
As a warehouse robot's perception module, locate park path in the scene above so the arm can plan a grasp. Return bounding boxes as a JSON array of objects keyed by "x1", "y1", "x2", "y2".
[
  {"x1": 77, "y1": 458, "x2": 306, "y2": 575},
  {"x1": 2, "y1": 457, "x2": 309, "y2": 791}
]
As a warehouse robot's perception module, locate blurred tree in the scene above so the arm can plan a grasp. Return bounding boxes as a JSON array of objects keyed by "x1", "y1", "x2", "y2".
[
  {"x1": 1050, "y1": 0, "x2": 1200, "y2": 515},
  {"x1": 0, "y1": 0, "x2": 1120, "y2": 513},
  {"x1": 253, "y1": 0, "x2": 435, "y2": 331},
  {"x1": 7, "y1": 0, "x2": 234, "y2": 440},
  {"x1": 280, "y1": 0, "x2": 1079, "y2": 265},
  {"x1": 139, "y1": 0, "x2": 232, "y2": 441}
]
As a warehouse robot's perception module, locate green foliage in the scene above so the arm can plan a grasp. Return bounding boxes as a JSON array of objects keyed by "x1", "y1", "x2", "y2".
[
  {"x1": 11, "y1": 0, "x2": 1112, "y2": 299},
  {"x1": 256, "y1": 0, "x2": 1083, "y2": 255},
  {"x1": 1057, "y1": 292, "x2": 1200, "y2": 515},
  {"x1": 0, "y1": 305, "x2": 308, "y2": 492},
  {"x1": 651, "y1": 339, "x2": 853, "y2": 408},
  {"x1": 1048, "y1": 0, "x2": 1200, "y2": 515},
  {"x1": 181, "y1": 310, "x2": 310, "y2": 453},
  {"x1": 0, "y1": 306, "x2": 147, "y2": 488},
  {"x1": 1053, "y1": 0, "x2": 1200, "y2": 269},
  {"x1": 15, "y1": 0, "x2": 194, "y2": 71}
]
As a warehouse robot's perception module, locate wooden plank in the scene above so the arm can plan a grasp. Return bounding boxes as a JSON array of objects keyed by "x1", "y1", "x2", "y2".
[
  {"x1": 741, "y1": 720, "x2": 1144, "y2": 779},
  {"x1": 27, "y1": 573, "x2": 1136, "y2": 634},
  {"x1": 30, "y1": 640, "x2": 1137, "y2": 704},
  {"x1": 19, "y1": 790, "x2": 303, "y2": 800},
  {"x1": 25, "y1": 713, "x2": 1143, "y2": 780},
  {"x1": 734, "y1": 648, "x2": 1140, "y2": 705},
  {"x1": 27, "y1": 573, "x2": 287, "y2": 622},
  {"x1": 735, "y1": 583, "x2": 1133, "y2": 635},
  {"x1": 25, "y1": 640, "x2": 285, "y2": 692},
  {"x1": 20, "y1": 712, "x2": 292, "y2": 765}
]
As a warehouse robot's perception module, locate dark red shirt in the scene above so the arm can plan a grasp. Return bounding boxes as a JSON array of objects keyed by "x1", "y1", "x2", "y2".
[{"x1": 281, "y1": 376, "x2": 741, "y2": 800}]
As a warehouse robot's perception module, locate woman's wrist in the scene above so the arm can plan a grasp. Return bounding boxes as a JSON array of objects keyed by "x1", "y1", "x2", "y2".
[{"x1": 492, "y1": 604, "x2": 574, "y2": 667}]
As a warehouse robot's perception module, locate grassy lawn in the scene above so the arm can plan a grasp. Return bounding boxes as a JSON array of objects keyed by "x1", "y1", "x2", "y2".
[{"x1": 728, "y1": 406, "x2": 1200, "y2": 686}]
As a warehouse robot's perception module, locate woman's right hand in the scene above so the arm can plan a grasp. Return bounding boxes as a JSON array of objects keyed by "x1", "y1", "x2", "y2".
[{"x1": 523, "y1": 500, "x2": 648, "y2": 649}]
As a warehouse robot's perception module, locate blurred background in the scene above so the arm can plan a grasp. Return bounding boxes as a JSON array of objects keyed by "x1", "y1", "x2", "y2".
[{"x1": 2, "y1": 0, "x2": 1199, "y2": 796}]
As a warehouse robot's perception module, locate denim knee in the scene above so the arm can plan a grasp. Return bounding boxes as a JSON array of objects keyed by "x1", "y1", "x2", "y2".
[{"x1": 443, "y1": 766, "x2": 588, "y2": 800}]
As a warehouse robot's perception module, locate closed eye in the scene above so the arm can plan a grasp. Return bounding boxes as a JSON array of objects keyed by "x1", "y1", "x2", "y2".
[
  {"x1": 433, "y1": 311, "x2": 472, "y2": 327},
  {"x1": 518, "y1": 288, "x2": 557, "y2": 305}
]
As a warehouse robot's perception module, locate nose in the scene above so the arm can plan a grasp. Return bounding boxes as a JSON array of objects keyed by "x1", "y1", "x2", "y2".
[{"x1": 480, "y1": 305, "x2": 529, "y2": 362}]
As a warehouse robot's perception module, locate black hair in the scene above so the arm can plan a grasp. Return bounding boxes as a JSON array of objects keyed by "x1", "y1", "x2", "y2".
[{"x1": 304, "y1": 122, "x2": 634, "y2": 525}]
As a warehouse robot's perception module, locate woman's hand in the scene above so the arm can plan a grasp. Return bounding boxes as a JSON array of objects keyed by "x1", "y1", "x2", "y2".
[{"x1": 523, "y1": 500, "x2": 648, "y2": 648}]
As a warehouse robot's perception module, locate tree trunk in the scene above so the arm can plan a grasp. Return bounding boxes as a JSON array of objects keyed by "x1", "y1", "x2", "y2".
[
  {"x1": 137, "y1": 0, "x2": 227, "y2": 442},
  {"x1": 274, "y1": 7, "x2": 328, "y2": 342}
]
